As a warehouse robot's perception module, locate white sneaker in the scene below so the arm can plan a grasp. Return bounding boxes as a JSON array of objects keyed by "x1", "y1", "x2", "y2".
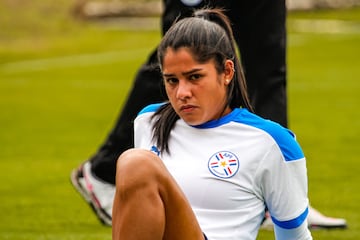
[
  {"x1": 70, "y1": 161, "x2": 115, "y2": 226},
  {"x1": 307, "y1": 206, "x2": 347, "y2": 229},
  {"x1": 260, "y1": 206, "x2": 347, "y2": 230}
]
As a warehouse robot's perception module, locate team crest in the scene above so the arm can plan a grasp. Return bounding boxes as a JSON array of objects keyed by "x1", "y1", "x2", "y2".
[{"x1": 208, "y1": 151, "x2": 239, "y2": 178}]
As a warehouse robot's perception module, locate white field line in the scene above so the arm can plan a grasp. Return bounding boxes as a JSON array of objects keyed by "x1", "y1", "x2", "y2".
[
  {"x1": 0, "y1": 48, "x2": 150, "y2": 74},
  {"x1": 289, "y1": 19, "x2": 360, "y2": 34},
  {"x1": 1, "y1": 19, "x2": 358, "y2": 74}
]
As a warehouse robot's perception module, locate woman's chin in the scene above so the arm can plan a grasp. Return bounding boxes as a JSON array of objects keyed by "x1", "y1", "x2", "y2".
[{"x1": 181, "y1": 116, "x2": 203, "y2": 126}]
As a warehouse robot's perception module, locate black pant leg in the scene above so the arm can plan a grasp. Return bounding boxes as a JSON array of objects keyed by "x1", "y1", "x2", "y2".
[
  {"x1": 90, "y1": 50, "x2": 165, "y2": 184},
  {"x1": 226, "y1": 0, "x2": 288, "y2": 127}
]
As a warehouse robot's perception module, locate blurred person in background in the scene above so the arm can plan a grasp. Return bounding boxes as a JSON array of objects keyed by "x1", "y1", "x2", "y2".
[{"x1": 70, "y1": 0, "x2": 347, "y2": 230}]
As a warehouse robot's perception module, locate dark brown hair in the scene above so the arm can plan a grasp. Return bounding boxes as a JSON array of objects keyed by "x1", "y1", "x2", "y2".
[{"x1": 152, "y1": 8, "x2": 253, "y2": 154}]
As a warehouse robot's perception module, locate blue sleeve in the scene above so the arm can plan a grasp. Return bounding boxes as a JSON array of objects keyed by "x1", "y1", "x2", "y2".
[
  {"x1": 235, "y1": 109, "x2": 304, "y2": 161},
  {"x1": 137, "y1": 103, "x2": 165, "y2": 116}
]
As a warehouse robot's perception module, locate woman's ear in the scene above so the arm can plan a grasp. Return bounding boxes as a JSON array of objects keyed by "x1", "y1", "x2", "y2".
[{"x1": 224, "y1": 60, "x2": 235, "y2": 85}]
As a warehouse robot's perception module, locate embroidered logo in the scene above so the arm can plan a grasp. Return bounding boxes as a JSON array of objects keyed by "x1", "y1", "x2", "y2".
[
  {"x1": 208, "y1": 151, "x2": 239, "y2": 178},
  {"x1": 150, "y1": 145, "x2": 160, "y2": 156}
]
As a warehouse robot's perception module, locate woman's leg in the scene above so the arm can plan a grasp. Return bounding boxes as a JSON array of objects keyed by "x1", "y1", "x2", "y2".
[{"x1": 112, "y1": 149, "x2": 204, "y2": 240}]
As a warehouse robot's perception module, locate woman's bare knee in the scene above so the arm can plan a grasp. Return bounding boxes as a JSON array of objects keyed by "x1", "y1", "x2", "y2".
[
  {"x1": 113, "y1": 149, "x2": 204, "y2": 240},
  {"x1": 113, "y1": 149, "x2": 167, "y2": 239},
  {"x1": 116, "y1": 149, "x2": 166, "y2": 194}
]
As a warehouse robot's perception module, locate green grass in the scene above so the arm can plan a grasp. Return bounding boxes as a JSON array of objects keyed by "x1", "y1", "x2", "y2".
[{"x1": 0, "y1": 1, "x2": 359, "y2": 239}]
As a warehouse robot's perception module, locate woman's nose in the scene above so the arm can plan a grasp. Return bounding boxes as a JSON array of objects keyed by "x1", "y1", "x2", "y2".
[{"x1": 176, "y1": 80, "x2": 192, "y2": 100}]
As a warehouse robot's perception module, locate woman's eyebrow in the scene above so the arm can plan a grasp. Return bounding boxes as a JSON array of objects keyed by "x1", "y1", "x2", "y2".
[
  {"x1": 182, "y1": 68, "x2": 202, "y2": 76},
  {"x1": 163, "y1": 68, "x2": 202, "y2": 77}
]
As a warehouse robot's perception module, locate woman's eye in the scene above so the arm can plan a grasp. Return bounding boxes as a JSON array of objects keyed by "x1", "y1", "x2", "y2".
[
  {"x1": 165, "y1": 78, "x2": 178, "y2": 84},
  {"x1": 189, "y1": 74, "x2": 201, "y2": 81}
]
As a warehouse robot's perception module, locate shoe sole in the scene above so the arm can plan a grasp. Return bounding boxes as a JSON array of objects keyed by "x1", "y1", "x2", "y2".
[
  {"x1": 309, "y1": 223, "x2": 347, "y2": 230},
  {"x1": 70, "y1": 168, "x2": 112, "y2": 226}
]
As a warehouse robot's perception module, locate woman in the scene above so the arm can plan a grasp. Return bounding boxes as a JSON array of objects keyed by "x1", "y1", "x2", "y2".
[{"x1": 112, "y1": 9, "x2": 312, "y2": 240}]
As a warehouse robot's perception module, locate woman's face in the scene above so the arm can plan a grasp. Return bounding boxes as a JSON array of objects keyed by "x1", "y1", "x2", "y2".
[{"x1": 162, "y1": 47, "x2": 234, "y2": 125}]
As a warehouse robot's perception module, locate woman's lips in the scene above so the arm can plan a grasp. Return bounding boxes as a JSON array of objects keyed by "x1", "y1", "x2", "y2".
[{"x1": 180, "y1": 105, "x2": 196, "y2": 113}]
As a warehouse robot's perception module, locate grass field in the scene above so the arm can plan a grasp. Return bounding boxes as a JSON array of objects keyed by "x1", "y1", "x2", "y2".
[{"x1": 0, "y1": 1, "x2": 359, "y2": 239}]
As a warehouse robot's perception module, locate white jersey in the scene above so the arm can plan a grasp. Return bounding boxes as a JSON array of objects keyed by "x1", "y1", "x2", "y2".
[{"x1": 134, "y1": 103, "x2": 312, "y2": 240}]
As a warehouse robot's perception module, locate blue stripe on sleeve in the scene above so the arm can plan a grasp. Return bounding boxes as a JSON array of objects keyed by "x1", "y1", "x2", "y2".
[{"x1": 272, "y1": 207, "x2": 309, "y2": 229}]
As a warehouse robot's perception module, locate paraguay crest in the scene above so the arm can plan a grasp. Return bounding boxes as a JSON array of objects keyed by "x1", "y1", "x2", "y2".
[{"x1": 208, "y1": 151, "x2": 239, "y2": 178}]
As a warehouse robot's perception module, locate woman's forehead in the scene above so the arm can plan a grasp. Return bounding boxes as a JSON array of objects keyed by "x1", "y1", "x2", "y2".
[{"x1": 163, "y1": 48, "x2": 216, "y2": 71}]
